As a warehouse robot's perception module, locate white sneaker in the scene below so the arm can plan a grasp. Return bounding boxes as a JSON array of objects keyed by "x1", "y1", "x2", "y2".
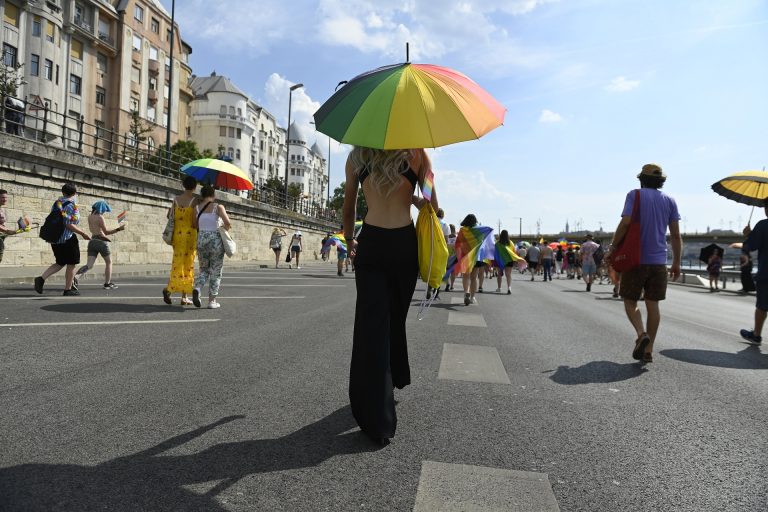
[
  {"x1": 208, "y1": 300, "x2": 221, "y2": 309},
  {"x1": 296, "y1": 266, "x2": 301, "y2": 269},
  {"x1": 470, "y1": 297, "x2": 477, "y2": 304},
  {"x1": 495, "y1": 288, "x2": 501, "y2": 293}
]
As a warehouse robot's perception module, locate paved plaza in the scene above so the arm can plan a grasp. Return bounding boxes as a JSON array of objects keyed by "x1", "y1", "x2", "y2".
[{"x1": 0, "y1": 263, "x2": 766, "y2": 511}]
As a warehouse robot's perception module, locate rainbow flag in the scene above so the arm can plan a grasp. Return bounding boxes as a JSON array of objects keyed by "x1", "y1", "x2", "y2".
[
  {"x1": 117, "y1": 210, "x2": 127, "y2": 223},
  {"x1": 321, "y1": 233, "x2": 347, "y2": 255},
  {"x1": 444, "y1": 225, "x2": 494, "y2": 277},
  {"x1": 494, "y1": 242, "x2": 524, "y2": 270},
  {"x1": 422, "y1": 168, "x2": 434, "y2": 202}
]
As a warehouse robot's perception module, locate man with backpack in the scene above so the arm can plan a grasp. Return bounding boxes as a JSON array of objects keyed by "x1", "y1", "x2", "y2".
[{"x1": 35, "y1": 183, "x2": 91, "y2": 296}]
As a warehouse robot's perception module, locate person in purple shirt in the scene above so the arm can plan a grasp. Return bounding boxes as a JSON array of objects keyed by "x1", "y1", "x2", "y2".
[
  {"x1": 607, "y1": 164, "x2": 682, "y2": 363},
  {"x1": 739, "y1": 199, "x2": 768, "y2": 345}
]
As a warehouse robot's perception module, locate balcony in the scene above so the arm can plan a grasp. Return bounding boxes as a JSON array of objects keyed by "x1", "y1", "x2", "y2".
[
  {"x1": 98, "y1": 31, "x2": 114, "y2": 47},
  {"x1": 148, "y1": 59, "x2": 159, "y2": 75},
  {"x1": 148, "y1": 89, "x2": 158, "y2": 103},
  {"x1": 130, "y1": 81, "x2": 140, "y2": 95}
]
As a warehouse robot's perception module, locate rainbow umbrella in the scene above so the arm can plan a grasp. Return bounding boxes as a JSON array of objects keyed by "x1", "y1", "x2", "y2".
[
  {"x1": 313, "y1": 63, "x2": 506, "y2": 149},
  {"x1": 180, "y1": 159, "x2": 253, "y2": 190}
]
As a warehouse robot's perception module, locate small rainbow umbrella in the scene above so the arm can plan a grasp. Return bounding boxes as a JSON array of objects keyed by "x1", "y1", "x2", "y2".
[
  {"x1": 313, "y1": 63, "x2": 506, "y2": 149},
  {"x1": 180, "y1": 159, "x2": 254, "y2": 190}
]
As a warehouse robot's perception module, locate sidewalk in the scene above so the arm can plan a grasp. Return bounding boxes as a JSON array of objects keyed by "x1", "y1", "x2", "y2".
[{"x1": 0, "y1": 259, "x2": 336, "y2": 285}]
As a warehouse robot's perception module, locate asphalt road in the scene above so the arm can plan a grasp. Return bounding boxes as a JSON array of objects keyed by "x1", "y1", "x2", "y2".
[{"x1": 0, "y1": 264, "x2": 766, "y2": 511}]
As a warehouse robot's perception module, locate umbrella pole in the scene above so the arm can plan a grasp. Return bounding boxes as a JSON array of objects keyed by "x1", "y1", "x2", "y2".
[{"x1": 748, "y1": 205, "x2": 755, "y2": 225}]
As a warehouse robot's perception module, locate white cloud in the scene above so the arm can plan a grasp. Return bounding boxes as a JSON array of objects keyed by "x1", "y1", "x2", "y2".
[
  {"x1": 539, "y1": 109, "x2": 563, "y2": 123},
  {"x1": 605, "y1": 76, "x2": 640, "y2": 92}
]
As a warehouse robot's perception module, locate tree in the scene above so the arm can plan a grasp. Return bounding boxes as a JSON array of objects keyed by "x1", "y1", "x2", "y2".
[
  {"x1": 264, "y1": 176, "x2": 283, "y2": 190},
  {"x1": 143, "y1": 139, "x2": 215, "y2": 176},
  {"x1": 123, "y1": 109, "x2": 152, "y2": 167},
  {"x1": 0, "y1": 61, "x2": 26, "y2": 97},
  {"x1": 287, "y1": 183, "x2": 302, "y2": 199},
  {"x1": 329, "y1": 181, "x2": 367, "y2": 219}
]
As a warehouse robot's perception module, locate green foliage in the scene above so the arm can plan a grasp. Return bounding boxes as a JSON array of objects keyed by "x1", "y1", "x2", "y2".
[
  {"x1": 0, "y1": 61, "x2": 26, "y2": 97},
  {"x1": 143, "y1": 139, "x2": 215, "y2": 176},
  {"x1": 264, "y1": 176, "x2": 283, "y2": 190},
  {"x1": 329, "y1": 181, "x2": 367, "y2": 218},
  {"x1": 123, "y1": 109, "x2": 153, "y2": 167},
  {"x1": 287, "y1": 183, "x2": 302, "y2": 199}
]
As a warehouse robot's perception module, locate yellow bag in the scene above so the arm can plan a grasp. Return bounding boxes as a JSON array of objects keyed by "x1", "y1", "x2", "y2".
[{"x1": 416, "y1": 203, "x2": 449, "y2": 290}]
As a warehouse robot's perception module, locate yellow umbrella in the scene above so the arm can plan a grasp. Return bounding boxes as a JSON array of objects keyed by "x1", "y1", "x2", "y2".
[{"x1": 711, "y1": 168, "x2": 767, "y2": 223}]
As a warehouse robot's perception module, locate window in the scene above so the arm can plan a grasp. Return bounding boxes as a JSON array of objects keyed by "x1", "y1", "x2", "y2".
[
  {"x1": 2, "y1": 43, "x2": 17, "y2": 67},
  {"x1": 148, "y1": 76, "x2": 157, "y2": 91},
  {"x1": 96, "y1": 52, "x2": 107, "y2": 73},
  {"x1": 236, "y1": 128, "x2": 241, "y2": 139},
  {"x1": 131, "y1": 67, "x2": 140, "y2": 83},
  {"x1": 129, "y1": 97, "x2": 139, "y2": 112},
  {"x1": 132, "y1": 34, "x2": 141, "y2": 52},
  {"x1": 237, "y1": 107, "x2": 242, "y2": 116},
  {"x1": 163, "y1": 84, "x2": 169, "y2": 98},
  {"x1": 44, "y1": 59, "x2": 53, "y2": 80},
  {"x1": 69, "y1": 74, "x2": 82, "y2": 96},
  {"x1": 150, "y1": 18, "x2": 159, "y2": 33},
  {"x1": 95, "y1": 121, "x2": 106, "y2": 141},
  {"x1": 149, "y1": 46, "x2": 158, "y2": 60},
  {"x1": 46, "y1": 21, "x2": 55, "y2": 42},
  {"x1": 55, "y1": 64, "x2": 59, "y2": 84},
  {"x1": 166, "y1": 29, "x2": 172, "y2": 43},
  {"x1": 74, "y1": 4, "x2": 83, "y2": 25},
  {"x1": 98, "y1": 19, "x2": 110, "y2": 39},
  {"x1": 229, "y1": 106, "x2": 235, "y2": 117},
  {"x1": 260, "y1": 140, "x2": 264, "y2": 151},
  {"x1": 227, "y1": 147, "x2": 234, "y2": 159},
  {"x1": 219, "y1": 105, "x2": 226, "y2": 118},
  {"x1": 235, "y1": 149, "x2": 241, "y2": 160},
  {"x1": 95, "y1": 86, "x2": 105, "y2": 105},
  {"x1": 219, "y1": 126, "x2": 226, "y2": 137},
  {"x1": 3, "y1": 3, "x2": 19, "y2": 27},
  {"x1": 146, "y1": 105, "x2": 155, "y2": 122},
  {"x1": 228, "y1": 127, "x2": 234, "y2": 138},
  {"x1": 32, "y1": 16, "x2": 42, "y2": 37},
  {"x1": 290, "y1": 169, "x2": 295, "y2": 176},
  {"x1": 134, "y1": 4, "x2": 144, "y2": 22},
  {"x1": 163, "y1": 110, "x2": 168, "y2": 127},
  {"x1": 164, "y1": 56, "x2": 170, "y2": 73},
  {"x1": 260, "y1": 159, "x2": 264, "y2": 169},
  {"x1": 291, "y1": 155, "x2": 295, "y2": 161},
  {"x1": 30, "y1": 54, "x2": 39, "y2": 76},
  {"x1": 70, "y1": 39, "x2": 83, "y2": 60}
]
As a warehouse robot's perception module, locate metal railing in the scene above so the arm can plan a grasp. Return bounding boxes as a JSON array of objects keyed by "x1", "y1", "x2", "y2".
[{"x1": 0, "y1": 93, "x2": 337, "y2": 222}]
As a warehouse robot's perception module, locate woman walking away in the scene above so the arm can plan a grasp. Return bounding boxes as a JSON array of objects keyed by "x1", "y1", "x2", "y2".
[
  {"x1": 495, "y1": 230, "x2": 517, "y2": 295},
  {"x1": 707, "y1": 251, "x2": 722, "y2": 292},
  {"x1": 343, "y1": 146, "x2": 437, "y2": 446},
  {"x1": 289, "y1": 231, "x2": 303, "y2": 269},
  {"x1": 163, "y1": 176, "x2": 198, "y2": 305},
  {"x1": 270, "y1": 227, "x2": 287, "y2": 268},
  {"x1": 192, "y1": 185, "x2": 232, "y2": 309},
  {"x1": 75, "y1": 200, "x2": 126, "y2": 289},
  {"x1": 457, "y1": 214, "x2": 482, "y2": 305}
]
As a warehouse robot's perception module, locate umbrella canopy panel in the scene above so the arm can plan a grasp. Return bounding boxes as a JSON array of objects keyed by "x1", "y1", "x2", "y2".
[
  {"x1": 180, "y1": 158, "x2": 253, "y2": 190},
  {"x1": 711, "y1": 170, "x2": 768, "y2": 207},
  {"x1": 699, "y1": 243, "x2": 724, "y2": 263},
  {"x1": 314, "y1": 63, "x2": 506, "y2": 149}
]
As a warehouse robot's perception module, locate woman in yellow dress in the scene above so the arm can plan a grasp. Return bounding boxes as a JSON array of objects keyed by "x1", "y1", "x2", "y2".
[{"x1": 163, "y1": 176, "x2": 199, "y2": 305}]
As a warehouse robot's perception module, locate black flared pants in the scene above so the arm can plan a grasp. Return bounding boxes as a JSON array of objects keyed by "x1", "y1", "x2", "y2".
[{"x1": 349, "y1": 223, "x2": 418, "y2": 439}]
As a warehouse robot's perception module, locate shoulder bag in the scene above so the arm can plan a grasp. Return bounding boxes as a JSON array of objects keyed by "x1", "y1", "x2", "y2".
[
  {"x1": 611, "y1": 189, "x2": 641, "y2": 272},
  {"x1": 214, "y1": 204, "x2": 236, "y2": 258},
  {"x1": 161, "y1": 199, "x2": 175, "y2": 245}
]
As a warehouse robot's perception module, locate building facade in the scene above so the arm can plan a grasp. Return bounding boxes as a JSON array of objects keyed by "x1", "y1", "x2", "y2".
[
  {"x1": 188, "y1": 72, "x2": 326, "y2": 203},
  {"x1": 1, "y1": 0, "x2": 191, "y2": 157}
]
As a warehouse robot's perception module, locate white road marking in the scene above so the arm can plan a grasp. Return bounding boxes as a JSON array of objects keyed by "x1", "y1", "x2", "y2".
[
  {"x1": 413, "y1": 461, "x2": 560, "y2": 511},
  {"x1": 447, "y1": 311, "x2": 487, "y2": 327},
  {"x1": 0, "y1": 319, "x2": 221, "y2": 327},
  {"x1": 0, "y1": 296, "x2": 305, "y2": 301},
  {"x1": 70, "y1": 284, "x2": 345, "y2": 288},
  {"x1": 438, "y1": 343, "x2": 511, "y2": 384}
]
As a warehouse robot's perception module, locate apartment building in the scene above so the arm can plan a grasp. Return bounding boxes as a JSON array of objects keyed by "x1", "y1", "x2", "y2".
[
  {"x1": 1, "y1": 0, "x2": 191, "y2": 157},
  {"x1": 189, "y1": 72, "x2": 327, "y2": 202}
]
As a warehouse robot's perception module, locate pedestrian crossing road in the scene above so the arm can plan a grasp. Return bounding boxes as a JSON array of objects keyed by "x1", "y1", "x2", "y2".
[{"x1": 0, "y1": 264, "x2": 765, "y2": 510}]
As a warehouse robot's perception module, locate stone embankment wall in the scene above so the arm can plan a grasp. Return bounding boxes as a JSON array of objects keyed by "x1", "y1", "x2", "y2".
[{"x1": 0, "y1": 134, "x2": 337, "y2": 267}]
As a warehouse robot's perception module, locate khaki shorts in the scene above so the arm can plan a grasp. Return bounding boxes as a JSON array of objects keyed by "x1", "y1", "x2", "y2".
[
  {"x1": 620, "y1": 264, "x2": 668, "y2": 301},
  {"x1": 87, "y1": 238, "x2": 111, "y2": 258}
]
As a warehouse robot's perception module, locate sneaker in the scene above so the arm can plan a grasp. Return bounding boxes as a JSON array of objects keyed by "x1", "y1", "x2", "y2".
[
  {"x1": 162, "y1": 288, "x2": 172, "y2": 305},
  {"x1": 296, "y1": 266, "x2": 301, "y2": 269},
  {"x1": 208, "y1": 300, "x2": 221, "y2": 309},
  {"x1": 478, "y1": 287, "x2": 483, "y2": 293},
  {"x1": 63, "y1": 289, "x2": 80, "y2": 296},
  {"x1": 586, "y1": 283, "x2": 592, "y2": 292},
  {"x1": 72, "y1": 277, "x2": 79, "y2": 290},
  {"x1": 495, "y1": 288, "x2": 501, "y2": 293},
  {"x1": 740, "y1": 329, "x2": 762, "y2": 345},
  {"x1": 449, "y1": 285, "x2": 454, "y2": 291},
  {"x1": 192, "y1": 288, "x2": 201, "y2": 308},
  {"x1": 337, "y1": 271, "x2": 343, "y2": 277},
  {"x1": 34, "y1": 276, "x2": 44, "y2": 294},
  {"x1": 507, "y1": 288, "x2": 512, "y2": 295},
  {"x1": 464, "y1": 293, "x2": 471, "y2": 306},
  {"x1": 470, "y1": 297, "x2": 477, "y2": 304},
  {"x1": 445, "y1": 283, "x2": 450, "y2": 292},
  {"x1": 103, "y1": 282, "x2": 118, "y2": 290}
]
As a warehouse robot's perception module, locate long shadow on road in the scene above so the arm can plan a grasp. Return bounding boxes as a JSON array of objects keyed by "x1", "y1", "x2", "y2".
[
  {"x1": 0, "y1": 406, "x2": 379, "y2": 511},
  {"x1": 40, "y1": 303, "x2": 186, "y2": 314},
  {"x1": 660, "y1": 345, "x2": 768, "y2": 369},
  {"x1": 546, "y1": 361, "x2": 648, "y2": 384}
]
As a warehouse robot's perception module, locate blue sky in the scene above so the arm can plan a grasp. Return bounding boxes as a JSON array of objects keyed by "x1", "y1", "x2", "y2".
[{"x1": 171, "y1": 0, "x2": 767, "y2": 235}]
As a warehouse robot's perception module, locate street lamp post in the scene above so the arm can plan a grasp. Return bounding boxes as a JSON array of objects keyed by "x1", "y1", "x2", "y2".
[
  {"x1": 164, "y1": 0, "x2": 176, "y2": 169},
  {"x1": 284, "y1": 83, "x2": 304, "y2": 204}
]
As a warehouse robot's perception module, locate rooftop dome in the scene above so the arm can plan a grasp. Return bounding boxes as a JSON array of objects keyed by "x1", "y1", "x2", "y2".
[
  {"x1": 311, "y1": 141, "x2": 324, "y2": 157},
  {"x1": 288, "y1": 122, "x2": 308, "y2": 144}
]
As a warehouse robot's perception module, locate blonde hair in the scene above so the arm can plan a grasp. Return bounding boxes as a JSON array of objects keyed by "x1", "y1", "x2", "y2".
[{"x1": 349, "y1": 147, "x2": 417, "y2": 196}]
